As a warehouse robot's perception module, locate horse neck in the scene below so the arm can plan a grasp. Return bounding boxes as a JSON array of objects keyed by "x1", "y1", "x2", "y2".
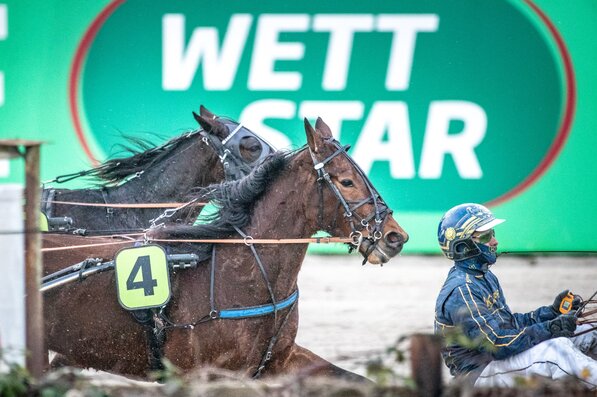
[
  {"x1": 247, "y1": 151, "x2": 320, "y2": 240},
  {"x1": 108, "y1": 137, "x2": 222, "y2": 202},
  {"x1": 223, "y1": 152, "x2": 320, "y2": 298}
]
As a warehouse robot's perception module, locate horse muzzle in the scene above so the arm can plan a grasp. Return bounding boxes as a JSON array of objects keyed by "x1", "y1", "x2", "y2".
[{"x1": 360, "y1": 230, "x2": 408, "y2": 265}]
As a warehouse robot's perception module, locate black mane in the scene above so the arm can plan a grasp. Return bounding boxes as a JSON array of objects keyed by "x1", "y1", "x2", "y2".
[{"x1": 87, "y1": 131, "x2": 200, "y2": 185}]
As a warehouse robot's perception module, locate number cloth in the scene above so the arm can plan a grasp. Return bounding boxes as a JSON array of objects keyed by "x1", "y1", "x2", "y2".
[{"x1": 115, "y1": 245, "x2": 171, "y2": 310}]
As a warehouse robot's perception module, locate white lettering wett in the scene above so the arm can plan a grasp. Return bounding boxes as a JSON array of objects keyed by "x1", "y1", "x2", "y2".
[{"x1": 161, "y1": 13, "x2": 486, "y2": 179}]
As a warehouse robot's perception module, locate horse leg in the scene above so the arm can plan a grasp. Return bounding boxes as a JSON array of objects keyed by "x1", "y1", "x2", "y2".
[{"x1": 268, "y1": 343, "x2": 371, "y2": 383}]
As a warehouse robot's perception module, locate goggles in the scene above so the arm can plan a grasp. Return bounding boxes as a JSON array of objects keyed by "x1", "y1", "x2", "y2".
[{"x1": 472, "y1": 229, "x2": 494, "y2": 244}]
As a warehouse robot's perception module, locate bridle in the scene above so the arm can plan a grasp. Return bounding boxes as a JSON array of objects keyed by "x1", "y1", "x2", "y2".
[
  {"x1": 308, "y1": 138, "x2": 392, "y2": 261},
  {"x1": 199, "y1": 118, "x2": 275, "y2": 181}
]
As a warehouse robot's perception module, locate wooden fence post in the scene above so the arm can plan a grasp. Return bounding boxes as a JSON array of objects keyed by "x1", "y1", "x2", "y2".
[
  {"x1": 24, "y1": 143, "x2": 44, "y2": 378},
  {"x1": 411, "y1": 333, "x2": 443, "y2": 397},
  {"x1": 0, "y1": 140, "x2": 44, "y2": 378}
]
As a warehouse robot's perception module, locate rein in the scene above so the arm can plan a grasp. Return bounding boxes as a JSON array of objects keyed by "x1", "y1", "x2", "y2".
[
  {"x1": 41, "y1": 234, "x2": 142, "y2": 252},
  {"x1": 146, "y1": 236, "x2": 354, "y2": 245},
  {"x1": 42, "y1": 200, "x2": 207, "y2": 209},
  {"x1": 40, "y1": 235, "x2": 355, "y2": 253},
  {"x1": 574, "y1": 289, "x2": 597, "y2": 336}
]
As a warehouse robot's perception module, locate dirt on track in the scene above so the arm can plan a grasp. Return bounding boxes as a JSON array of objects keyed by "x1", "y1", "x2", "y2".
[{"x1": 295, "y1": 254, "x2": 597, "y2": 378}]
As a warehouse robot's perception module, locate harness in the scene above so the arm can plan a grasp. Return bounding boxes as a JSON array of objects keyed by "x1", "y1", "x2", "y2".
[
  {"x1": 139, "y1": 141, "x2": 394, "y2": 375},
  {"x1": 41, "y1": 188, "x2": 56, "y2": 218},
  {"x1": 138, "y1": 240, "x2": 299, "y2": 378}
]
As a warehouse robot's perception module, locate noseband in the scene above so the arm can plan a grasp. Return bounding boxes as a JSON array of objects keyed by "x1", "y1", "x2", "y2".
[{"x1": 309, "y1": 139, "x2": 392, "y2": 261}]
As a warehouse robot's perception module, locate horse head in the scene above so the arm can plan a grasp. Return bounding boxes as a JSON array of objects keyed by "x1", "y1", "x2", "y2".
[
  {"x1": 193, "y1": 106, "x2": 275, "y2": 180},
  {"x1": 304, "y1": 117, "x2": 409, "y2": 264}
]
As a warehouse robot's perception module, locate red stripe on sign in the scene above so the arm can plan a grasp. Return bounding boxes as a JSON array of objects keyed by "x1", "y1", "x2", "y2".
[
  {"x1": 68, "y1": 0, "x2": 126, "y2": 166},
  {"x1": 486, "y1": 0, "x2": 576, "y2": 207}
]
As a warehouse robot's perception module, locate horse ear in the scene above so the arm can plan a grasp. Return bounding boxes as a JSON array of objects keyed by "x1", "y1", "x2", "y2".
[
  {"x1": 304, "y1": 117, "x2": 323, "y2": 154},
  {"x1": 193, "y1": 111, "x2": 203, "y2": 124},
  {"x1": 194, "y1": 112, "x2": 228, "y2": 139},
  {"x1": 314, "y1": 117, "x2": 333, "y2": 138},
  {"x1": 193, "y1": 111, "x2": 212, "y2": 131},
  {"x1": 199, "y1": 105, "x2": 216, "y2": 120}
]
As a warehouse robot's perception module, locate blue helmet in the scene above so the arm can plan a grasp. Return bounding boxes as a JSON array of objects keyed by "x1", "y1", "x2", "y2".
[{"x1": 438, "y1": 203, "x2": 505, "y2": 261}]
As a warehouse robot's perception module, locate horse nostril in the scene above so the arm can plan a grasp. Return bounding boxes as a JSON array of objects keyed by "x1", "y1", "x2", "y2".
[{"x1": 384, "y1": 231, "x2": 404, "y2": 248}]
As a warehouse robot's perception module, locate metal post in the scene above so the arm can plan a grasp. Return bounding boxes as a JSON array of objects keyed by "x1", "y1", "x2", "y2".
[{"x1": 24, "y1": 144, "x2": 43, "y2": 378}]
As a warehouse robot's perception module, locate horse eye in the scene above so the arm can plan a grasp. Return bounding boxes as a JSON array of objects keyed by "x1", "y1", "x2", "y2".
[
  {"x1": 340, "y1": 179, "x2": 354, "y2": 187},
  {"x1": 239, "y1": 137, "x2": 262, "y2": 160}
]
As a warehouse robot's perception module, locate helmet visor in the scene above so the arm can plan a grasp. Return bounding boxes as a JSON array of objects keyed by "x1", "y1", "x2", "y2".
[
  {"x1": 476, "y1": 218, "x2": 505, "y2": 232},
  {"x1": 472, "y1": 229, "x2": 495, "y2": 244}
]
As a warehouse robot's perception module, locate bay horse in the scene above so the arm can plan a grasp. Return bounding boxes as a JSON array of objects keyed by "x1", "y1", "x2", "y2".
[
  {"x1": 43, "y1": 117, "x2": 409, "y2": 381},
  {"x1": 41, "y1": 105, "x2": 274, "y2": 232}
]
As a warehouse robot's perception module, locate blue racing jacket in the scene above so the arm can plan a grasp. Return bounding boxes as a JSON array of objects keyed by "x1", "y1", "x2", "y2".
[{"x1": 434, "y1": 261, "x2": 557, "y2": 376}]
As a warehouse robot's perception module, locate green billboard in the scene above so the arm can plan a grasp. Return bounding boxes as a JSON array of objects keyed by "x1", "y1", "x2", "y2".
[{"x1": 0, "y1": 0, "x2": 595, "y2": 253}]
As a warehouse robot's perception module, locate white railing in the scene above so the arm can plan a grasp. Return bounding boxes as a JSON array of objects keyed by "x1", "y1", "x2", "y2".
[{"x1": 0, "y1": 184, "x2": 25, "y2": 370}]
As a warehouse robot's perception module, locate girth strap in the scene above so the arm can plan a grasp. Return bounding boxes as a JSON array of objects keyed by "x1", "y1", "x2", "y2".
[
  {"x1": 252, "y1": 298, "x2": 298, "y2": 379},
  {"x1": 220, "y1": 290, "x2": 298, "y2": 319}
]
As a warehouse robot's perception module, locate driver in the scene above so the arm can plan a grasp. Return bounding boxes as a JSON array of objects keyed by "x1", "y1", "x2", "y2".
[{"x1": 434, "y1": 203, "x2": 597, "y2": 388}]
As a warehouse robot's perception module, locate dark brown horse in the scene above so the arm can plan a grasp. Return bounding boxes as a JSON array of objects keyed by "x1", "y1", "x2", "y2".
[
  {"x1": 41, "y1": 106, "x2": 274, "y2": 232},
  {"x1": 43, "y1": 117, "x2": 409, "y2": 381}
]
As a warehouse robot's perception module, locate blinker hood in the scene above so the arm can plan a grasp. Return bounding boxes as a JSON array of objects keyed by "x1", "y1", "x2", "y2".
[{"x1": 219, "y1": 119, "x2": 275, "y2": 166}]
